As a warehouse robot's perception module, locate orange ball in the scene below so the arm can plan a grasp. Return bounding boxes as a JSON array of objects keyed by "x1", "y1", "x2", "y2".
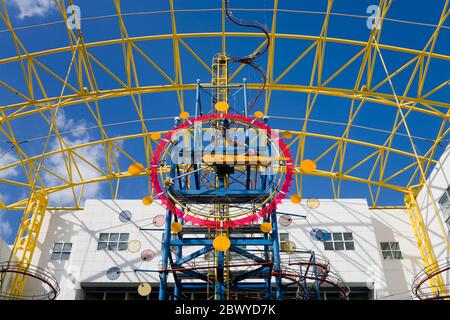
[
  {"x1": 213, "y1": 235, "x2": 231, "y2": 251},
  {"x1": 260, "y1": 222, "x2": 272, "y2": 233},
  {"x1": 128, "y1": 163, "x2": 144, "y2": 175},
  {"x1": 150, "y1": 132, "x2": 161, "y2": 141},
  {"x1": 215, "y1": 101, "x2": 229, "y2": 112},
  {"x1": 300, "y1": 159, "x2": 317, "y2": 173},
  {"x1": 170, "y1": 222, "x2": 183, "y2": 233},
  {"x1": 180, "y1": 111, "x2": 190, "y2": 120},
  {"x1": 290, "y1": 194, "x2": 301, "y2": 204},
  {"x1": 142, "y1": 196, "x2": 153, "y2": 206},
  {"x1": 282, "y1": 131, "x2": 293, "y2": 139},
  {"x1": 253, "y1": 111, "x2": 264, "y2": 119}
]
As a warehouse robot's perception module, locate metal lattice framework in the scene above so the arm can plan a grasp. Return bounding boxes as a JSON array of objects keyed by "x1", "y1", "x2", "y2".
[{"x1": 0, "y1": 0, "x2": 449, "y2": 298}]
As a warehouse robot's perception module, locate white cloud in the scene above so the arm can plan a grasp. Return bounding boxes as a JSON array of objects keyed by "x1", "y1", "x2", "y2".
[
  {"x1": 0, "y1": 146, "x2": 20, "y2": 179},
  {"x1": 43, "y1": 110, "x2": 118, "y2": 206},
  {"x1": 0, "y1": 211, "x2": 13, "y2": 240},
  {"x1": 6, "y1": 0, "x2": 56, "y2": 19}
]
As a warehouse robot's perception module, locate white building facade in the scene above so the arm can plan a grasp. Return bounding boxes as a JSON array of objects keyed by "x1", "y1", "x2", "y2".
[{"x1": 1, "y1": 146, "x2": 449, "y2": 300}]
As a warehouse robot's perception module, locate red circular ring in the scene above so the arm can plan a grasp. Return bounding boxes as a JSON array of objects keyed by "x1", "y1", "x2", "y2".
[{"x1": 150, "y1": 113, "x2": 293, "y2": 228}]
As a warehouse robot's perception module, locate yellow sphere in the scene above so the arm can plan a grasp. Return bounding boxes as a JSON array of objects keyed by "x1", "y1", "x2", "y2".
[
  {"x1": 213, "y1": 235, "x2": 231, "y2": 251},
  {"x1": 253, "y1": 111, "x2": 264, "y2": 119},
  {"x1": 290, "y1": 194, "x2": 301, "y2": 204},
  {"x1": 260, "y1": 222, "x2": 272, "y2": 233},
  {"x1": 180, "y1": 111, "x2": 190, "y2": 120},
  {"x1": 170, "y1": 222, "x2": 183, "y2": 233},
  {"x1": 150, "y1": 132, "x2": 161, "y2": 141},
  {"x1": 307, "y1": 198, "x2": 320, "y2": 209},
  {"x1": 282, "y1": 131, "x2": 293, "y2": 139},
  {"x1": 163, "y1": 178, "x2": 172, "y2": 186},
  {"x1": 142, "y1": 195, "x2": 153, "y2": 206},
  {"x1": 128, "y1": 163, "x2": 144, "y2": 176},
  {"x1": 137, "y1": 282, "x2": 152, "y2": 296},
  {"x1": 300, "y1": 159, "x2": 317, "y2": 173},
  {"x1": 215, "y1": 101, "x2": 229, "y2": 112}
]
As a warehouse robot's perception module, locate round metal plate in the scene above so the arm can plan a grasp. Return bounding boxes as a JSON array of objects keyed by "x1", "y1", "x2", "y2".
[
  {"x1": 137, "y1": 282, "x2": 152, "y2": 296},
  {"x1": 119, "y1": 210, "x2": 132, "y2": 223},
  {"x1": 106, "y1": 267, "x2": 121, "y2": 280},
  {"x1": 307, "y1": 198, "x2": 320, "y2": 209},
  {"x1": 141, "y1": 249, "x2": 155, "y2": 262},
  {"x1": 279, "y1": 214, "x2": 292, "y2": 227},
  {"x1": 153, "y1": 215, "x2": 166, "y2": 227},
  {"x1": 128, "y1": 240, "x2": 141, "y2": 253}
]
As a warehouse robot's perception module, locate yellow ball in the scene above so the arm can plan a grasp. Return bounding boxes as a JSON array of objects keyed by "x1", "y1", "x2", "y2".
[
  {"x1": 180, "y1": 111, "x2": 190, "y2": 120},
  {"x1": 128, "y1": 163, "x2": 144, "y2": 176},
  {"x1": 150, "y1": 132, "x2": 161, "y2": 141},
  {"x1": 290, "y1": 194, "x2": 301, "y2": 204},
  {"x1": 170, "y1": 222, "x2": 183, "y2": 233},
  {"x1": 253, "y1": 111, "x2": 264, "y2": 119},
  {"x1": 213, "y1": 235, "x2": 231, "y2": 251},
  {"x1": 282, "y1": 131, "x2": 293, "y2": 139},
  {"x1": 137, "y1": 282, "x2": 152, "y2": 296},
  {"x1": 142, "y1": 196, "x2": 153, "y2": 206},
  {"x1": 300, "y1": 159, "x2": 317, "y2": 173},
  {"x1": 307, "y1": 198, "x2": 320, "y2": 209},
  {"x1": 215, "y1": 101, "x2": 229, "y2": 112},
  {"x1": 260, "y1": 222, "x2": 272, "y2": 233}
]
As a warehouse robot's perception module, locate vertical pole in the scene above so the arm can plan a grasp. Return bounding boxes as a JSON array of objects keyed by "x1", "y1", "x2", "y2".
[
  {"x1": 271, "y1": 209, "x2": 283, "y2": 300},
  {"x1": 159, "y1": 209, "x2": 173, "y2": 300},
  {"x1": 311, "y1": 251, "x2": 320, "y2": 300},
  {"x1": 195, "y1": 79, "x2": 201, "y2": 117},
  {"x1": 264, "y1": 215, "x2": 272, "y2": 299},
  {"x1": 174, "y1": 217, "x2": 183, "y2": 300},
  {"x1": 244, "y1": 79, "x2": 252, "y2": 190},
  {"x1": 243, "y1": 78, "x2": 248, "y2": 117},
  {"x1": 216, "y1": 250, "x2": 225, "y2": 300}
]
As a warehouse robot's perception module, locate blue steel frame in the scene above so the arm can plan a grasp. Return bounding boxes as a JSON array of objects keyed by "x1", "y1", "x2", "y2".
[
  {"x1": 154, "y1": 210, "x2": 283, "y2": 300},
  {"x1": 137, "y1": 81, "x2": 320, "y2": 300}
]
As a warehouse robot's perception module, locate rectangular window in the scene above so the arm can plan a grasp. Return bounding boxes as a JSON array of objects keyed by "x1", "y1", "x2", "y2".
[
  {"x1": 51, "y1": 242, "x2": 72, "y2": 261},
  {"x1": 380, "y1": 242, "x2": 403, "y2": 260},
  {"x1": 279, "y1": 233, "x2": 293, "y2": 252},
  {"x1": 97, "y1": 233, "x2": 129, "y2": 251},
  {"x1": 438, "y1": 187, "x2": 450, "y2": 236},
  {"x1": 324, "y1": 232, "x2": 354, "y2": 251}
]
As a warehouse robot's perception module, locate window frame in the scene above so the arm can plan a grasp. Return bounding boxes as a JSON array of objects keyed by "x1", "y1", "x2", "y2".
[
  {"x1": 323, "y1": 232, "x2": 355, "y2": 251},
  {"x1": 438, "y1": 187, "x2": 450, "y2": 236},
  {"x1": 97, "y1": 232, "x2": 130, "y2": 251},
  {"x1": 50, "y1": 242, "x2": 72, "y2": 261},
  {"x1": 380, "y1": 241, "x2": 403, "y2": 260}
]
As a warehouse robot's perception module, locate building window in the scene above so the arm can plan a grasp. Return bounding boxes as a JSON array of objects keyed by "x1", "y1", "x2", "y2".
[
  {"x1": 380, "y1": 242, "x2": 402, "y2": 260},
  {"x1": 438, "y1": 187, "x2": 450, "y2": 235},
  {"x1": 51, "y1": 242, "x2": 72, "y2": 261},
  {"x1": 324, "y1": 232, "x2": 354, "y2": 251},
  {"x1": 97, "y1": 233, "x2": 129, "y2": 251},
  {"x1": 279, "y1": 233, "x2": 296, "y2": 252}
]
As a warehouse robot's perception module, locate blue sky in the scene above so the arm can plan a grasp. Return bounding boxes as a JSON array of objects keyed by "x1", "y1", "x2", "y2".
[{"x1": 0, "y1": 0, "x2": 449, "y2": 244}]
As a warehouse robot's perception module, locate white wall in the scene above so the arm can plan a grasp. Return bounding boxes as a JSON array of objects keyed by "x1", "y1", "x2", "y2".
[
  {"x1": 28, "y1": 198, "x2": 421, "y2": 300},
  {"x1": 415, "y1": 145, "x2": 450, "y2": 289}
]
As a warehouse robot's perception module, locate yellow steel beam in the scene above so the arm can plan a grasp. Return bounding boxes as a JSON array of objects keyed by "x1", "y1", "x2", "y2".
[
  {"x1": 7, "y1": 190, "x2": 48, "y2": 298},
  {"x1": 405, "y1": 192, "x2": 445, "y2": 297},
  {"x1": 2, "y1": 82, "x2": 448, "y2": 120}
]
